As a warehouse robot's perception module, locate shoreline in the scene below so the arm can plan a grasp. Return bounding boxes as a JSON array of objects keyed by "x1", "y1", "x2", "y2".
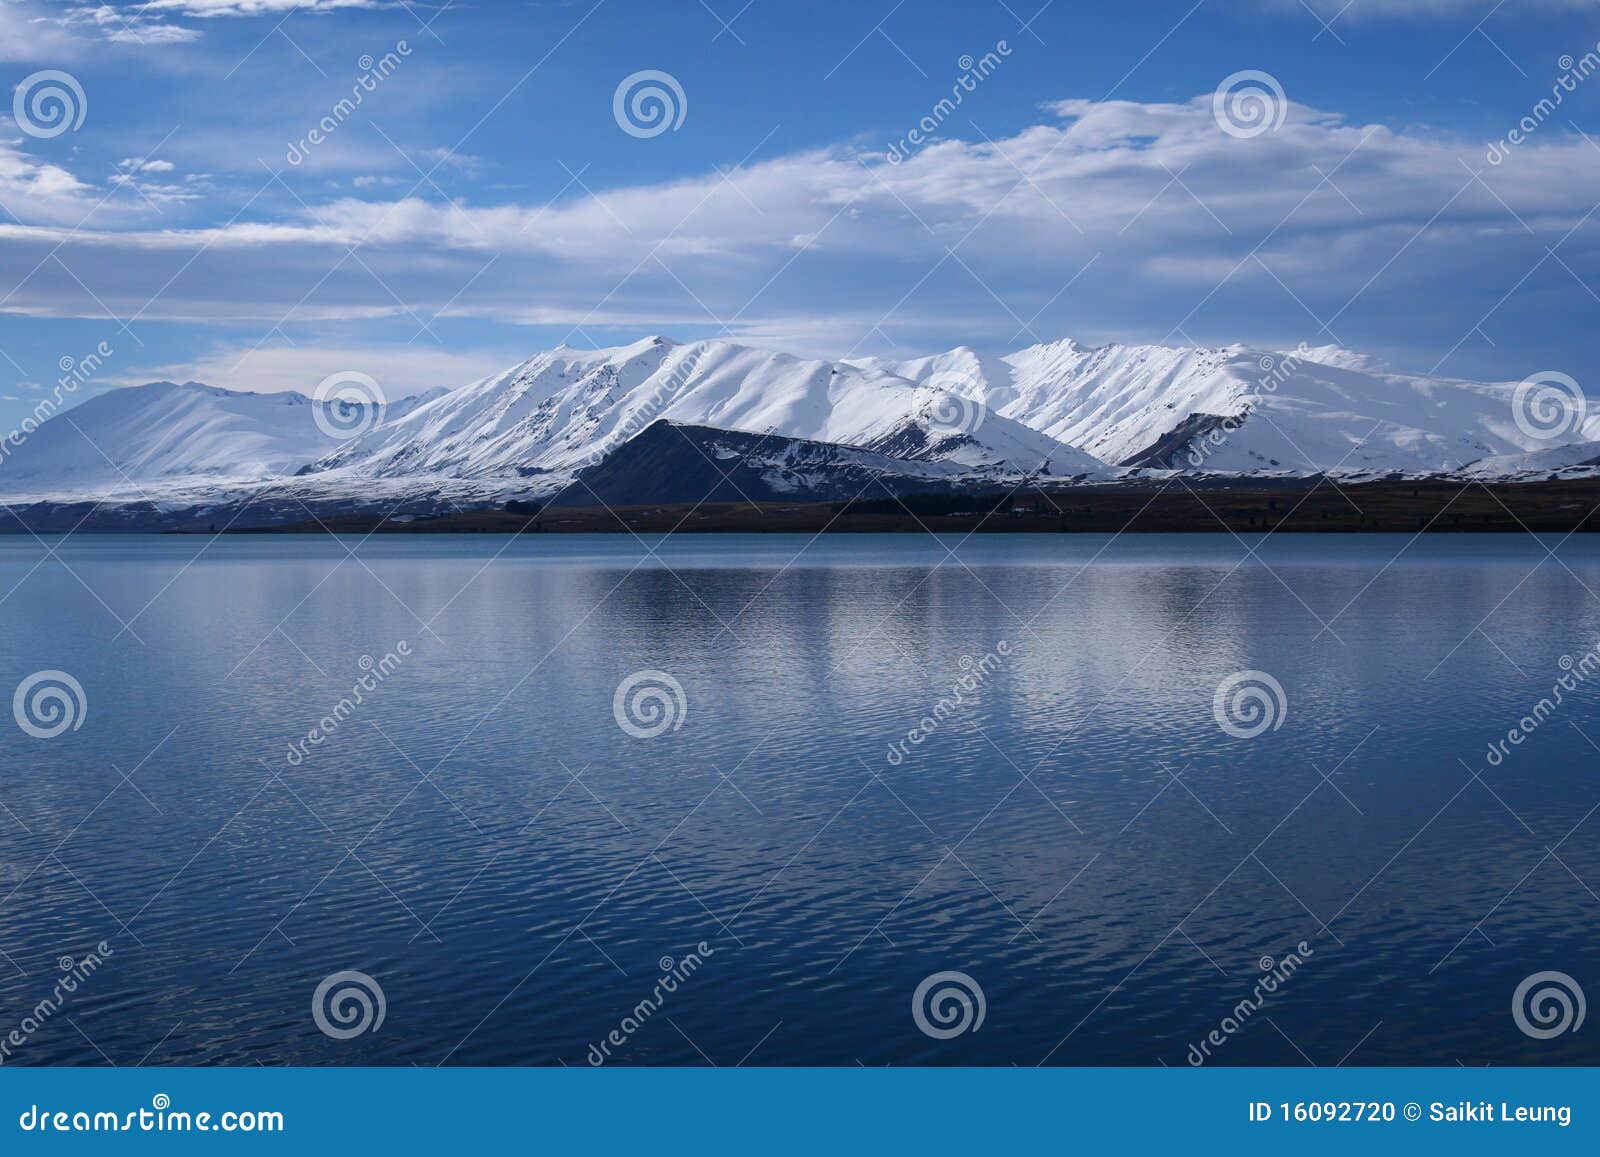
[
  {"x1": 5, "y1": 477, "x2": 1600, "y2": 535},
  {"x1": 221, "y1": 477, "x2": 1600, "y2": 535}
]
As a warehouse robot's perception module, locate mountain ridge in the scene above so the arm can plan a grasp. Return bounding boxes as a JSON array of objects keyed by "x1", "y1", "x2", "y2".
[{"x1": 1, "y1": 333, "x2": 1590, "y2": 505}]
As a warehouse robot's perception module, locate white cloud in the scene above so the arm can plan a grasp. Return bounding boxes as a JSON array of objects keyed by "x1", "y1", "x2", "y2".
[
  {"x1": 101, "y1": 23, "x2": 204, "y2": 45},
  {"x1": 108, "y1": 160, "x2": 201, "y2": 205},
  {"x1": 114, "y1": 341, "x2": 516, "y2": 396},
  {"x1": 0, "y1": 92, "x2": 1596, "y2": 371},
  {"x1": 0, "y1": 140, "x2": 99, "y2": 226},
  {"x1": 47, "y1": 1, "x2": 388, "y2": 48},
  {"x1": 0, "y1": 138, "x2": 204, "y2": 225},
  {"x1": 58, "y1": 4, "x2": 204, "y2": 45},
  {"x1": 0, "y1": 3, "x2": 85, "y2": 60},
  {"x1": 416, "y1": 147, "x2": 483, "y2": 174},
  {"x1": 133, "y1": 0, "x2": 384, "y2": 14},
  {"x1": 1266, "y1": 0, "x2": 1600, "y2": 17}
]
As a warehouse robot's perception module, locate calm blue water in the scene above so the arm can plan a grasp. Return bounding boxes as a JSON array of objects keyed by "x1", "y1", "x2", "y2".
[{"x1": 0, "y1": 533, "x2": 1596, "y2": 1067}]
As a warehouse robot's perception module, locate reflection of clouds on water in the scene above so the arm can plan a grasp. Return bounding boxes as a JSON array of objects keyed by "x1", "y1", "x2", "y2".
[{"x1": 0, "y1": 535, "x2": 1597, "y2": 1065}]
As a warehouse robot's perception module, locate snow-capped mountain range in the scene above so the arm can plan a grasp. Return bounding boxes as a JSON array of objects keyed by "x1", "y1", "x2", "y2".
[
  {"x1": 857, "y1": 340, "x2": 1583, "y2": 475},
  {"x1": 1, "y1": 334, "x2": 1592, "y2": 510},
  {"x1": 311, "y1": 336, "x2": 1097, "y2": 483}
]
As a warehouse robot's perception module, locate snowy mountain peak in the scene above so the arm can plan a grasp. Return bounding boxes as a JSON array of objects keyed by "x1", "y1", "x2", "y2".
[
  {"x1": 1, "y1": 332, "x2": 1586, "y2": 504},
  {"x1": 310, "y1": 336, "x2": 1103, "y2": 485},
  {"x1": 1018, "y1": 335, "x2": 1091, "y2": 358},
  {"x1": 1293, "y1": 344, "x2": 1393, "y2": 374},
  {"x1": 887, "y1": 335, "x2": 1560, "y2": 474},
  {"x1": 0, "y1": 379, "x2": 445, "y2": 500}
]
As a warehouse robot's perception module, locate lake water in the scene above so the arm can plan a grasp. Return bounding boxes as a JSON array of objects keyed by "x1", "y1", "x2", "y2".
[{"x1": 0, "y1": 533, "x2": 1596, "y2": 1067}]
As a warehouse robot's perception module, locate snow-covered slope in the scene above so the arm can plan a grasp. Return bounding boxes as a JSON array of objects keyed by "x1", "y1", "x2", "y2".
[
  {"x1": 0, "y1": 381, "x2": 440, "y2": 499},
  {"x1": 865, "y1": 340, "x2": 1583, "y2": 475},
  {"x1": 311, "y1": 337, "x2": 1101, "y2": 484},
  {"x1": 1459, "y1": 441, "x2": 1600, "y2": 480},
  {"x1": 3, "y1": 334, "x2": 1590, "y2": 508}
]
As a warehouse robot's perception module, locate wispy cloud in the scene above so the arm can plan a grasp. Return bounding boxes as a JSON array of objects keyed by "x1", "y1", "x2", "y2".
[
  {"x1": 0, "y1": 2, "x2": 86, "y2": 60},
  {"x1": 0, "y1": 91, "x2": 1594, "y2": 367},
  {"x1": 135, "y1": 0, "x2": 386, "y2": 14},
  {"x1": 1264, "y1": 0, "x2": 1600, "y2": 17},
  {"x1": 0, "y1": 140, "x2": 99, "y2": 226},
  {"x1": 56, "y1": 3, "x2": 204, "y2": 45},
  {"x1": 36, "y1": 0, "x2": 392, "y2": 50},
  {"x1": 114, "y1": 340, "x2": 516, "y2": 395}
]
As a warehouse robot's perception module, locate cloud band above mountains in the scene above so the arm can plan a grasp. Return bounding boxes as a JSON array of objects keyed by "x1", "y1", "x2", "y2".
[{"x1": 2, "y1": 89, "x2": 1597, "y2": 374}]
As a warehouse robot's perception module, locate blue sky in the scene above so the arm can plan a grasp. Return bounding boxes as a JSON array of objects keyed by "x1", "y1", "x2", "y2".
[{"x1": 3, "y1": 0, "x2": 1600, "y2": 420}]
